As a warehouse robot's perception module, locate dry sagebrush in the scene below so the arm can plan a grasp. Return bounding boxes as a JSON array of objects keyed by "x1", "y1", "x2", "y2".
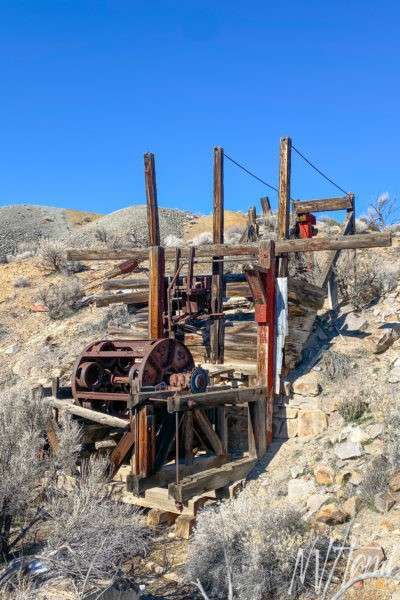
[
  {"x1": 37, "y1": 278, "x2": 84, "y2": 319},
  {"x1": 187, "y1": 493, "x2": 330, "y2": 600},
  {"x1": 0, "y1": 385, "x2": 80, "y2": 558},
  {"x1": 42, "y1": 459, "x2": 149, "y2": 593}
]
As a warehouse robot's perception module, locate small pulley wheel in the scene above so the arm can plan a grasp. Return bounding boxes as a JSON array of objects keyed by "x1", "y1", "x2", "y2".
[{"x1": 190, "y1": 367, "x2": 209, "y2": 393}]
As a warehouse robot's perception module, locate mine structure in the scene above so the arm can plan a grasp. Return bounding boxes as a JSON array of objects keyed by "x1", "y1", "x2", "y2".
[{"x1": 42, "y1": 138, "x2": 391, "y2": 534}]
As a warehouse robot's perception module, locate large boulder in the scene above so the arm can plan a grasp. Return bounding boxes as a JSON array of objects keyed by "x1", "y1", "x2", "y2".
[{"x1": 298, "y1": 410, "x2": 328, "y2": 437}]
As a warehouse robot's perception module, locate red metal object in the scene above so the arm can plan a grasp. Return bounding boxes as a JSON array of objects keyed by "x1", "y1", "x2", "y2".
[{"x1": 297, "y1": 213, "x2": 317, "y2": 239}]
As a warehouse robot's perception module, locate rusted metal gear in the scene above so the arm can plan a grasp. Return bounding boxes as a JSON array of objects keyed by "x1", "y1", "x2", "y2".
[{"x1": 71, "y1": 338, "x2": 196, "y2": 411}]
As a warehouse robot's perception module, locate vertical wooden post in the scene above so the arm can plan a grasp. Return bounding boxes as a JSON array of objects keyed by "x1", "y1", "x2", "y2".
[
  {"x1": 148, "y1": 246, "x2": 165, "y2": 339},
  {"x1": 257, "y1": 241, "x2": 276, "y2": 448},
  {"x1": 144, "y1": 152, "x2": 160, "y2": 246},
  {"x1": 260, "y1": 196, "x2": 271, "y2": 218},
  {"x1": 277, "y1": 137, "x2": 292, "y2": 243},
  {"x1": 210, "y1": 146, "x2": 224, "y2": 364}
]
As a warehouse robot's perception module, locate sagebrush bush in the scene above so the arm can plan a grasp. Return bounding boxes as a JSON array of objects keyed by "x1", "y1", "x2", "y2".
[
  {"x1": 337, "y1": 397, "x2": 366, "y2": 423},
  {"x1": 318, "y1": 350, "x2": 353, "y2": 381},
  {"x1": 358, "y1": 456, "x2": 389, "y2": 508},
  {"x1": 37, "y1": 239, "x2": 67, "y2": 272},
  {"x1": 0, "y1": 385, "x2": 80, "y2": 558},
  {"x1": 335, "y1": 253, "x2": 386, "y2": 309},
  {"x1": 384, "y1": 404, "x2": 400, "y2": 471},
  {"x1": 42, "y1": 458, "x2": 149, "y2": 594},
  {"x1": 187, "y1": 493, "x2": 331, "y2": 600},
  {"x1": 37, "y1": 240, "x2": 84, "y2": 274},
  {"x1": 37, "y1": 278, "x2": 84, "y2": 319}
]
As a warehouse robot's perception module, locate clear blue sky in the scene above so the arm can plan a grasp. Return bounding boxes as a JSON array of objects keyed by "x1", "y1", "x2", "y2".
[{"x1": 0, "y1": 1, "x2": 398, "y2": 216}]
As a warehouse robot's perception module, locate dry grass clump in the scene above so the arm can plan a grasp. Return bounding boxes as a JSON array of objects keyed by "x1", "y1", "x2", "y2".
[
  {"x1": 337, "y1": 396, "x2": 366, "y2": 423},
  {"x1": 187, "y1": 493, "x2": 331, "y2": 599},
  {"x1": 37, "y1": 278, "x2": 84, "y2": 319},
  {"x1": 13, "y1": 276, "x2": 30, "y2": 288},
  {"x1": 318, "y1": 350, "x2": 353, "y2": 381}
]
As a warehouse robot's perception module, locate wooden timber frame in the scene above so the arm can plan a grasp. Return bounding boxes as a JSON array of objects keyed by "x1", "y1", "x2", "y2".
[{"x1": 63, "y1": 143, "x2": 392, "y2": 513}]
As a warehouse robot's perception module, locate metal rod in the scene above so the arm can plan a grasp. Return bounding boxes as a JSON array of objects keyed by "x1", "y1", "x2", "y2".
[{"x1": 175, "y1": 411, "x2": 180, "y2": 486}]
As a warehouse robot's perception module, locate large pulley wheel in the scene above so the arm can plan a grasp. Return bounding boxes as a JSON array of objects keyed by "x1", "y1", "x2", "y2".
[{"x1": 132, "y1": 338, "x2": 195, "y2": 389}]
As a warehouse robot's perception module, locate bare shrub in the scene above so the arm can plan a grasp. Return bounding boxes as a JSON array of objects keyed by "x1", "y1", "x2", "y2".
[
  {"x1": 42, "y1": 458, "x2": 149, "y2": 595},
  {"x1": 37, "y1": 240, "x2": 67, "y2": 273},
  {"x1": 225, "y1": 226, "x2": 245, "y2": 245},
  {"x1": 335, "y1": 253, "x2": 384, "y2": 310},
  {"x1": 187, "y1": 493, "x2": 330, "y2": 600},
  {"x1": 384, "y1": 404, "x2": 400, "y2": 471},
  {"x1": 94, "y1": 226, "x2": 109, "y2": 244},
  {"x1": 0, "y1": 385, "x2": 80, "y2": 558},
  {"x1": 355, "y1": 218, "x2": 370, "y2": 233},
  {"x1": 37, "y1": 278, "x2": 84, "y2": 319},
  {"x1": 337, "y1": 397, "x2": 366, "y2": 423},
  {"x1": 37, "y1": 240, "x2": 84, "y2": 275},
  {"x1": 191, "y1": 232, "x2": 213, "y2": 246},
  {"x1": 359, "y1": 456, "x2": 389, "y2": 508},
  {"x1": 365, "y1": 192, "x2": 399, "y2": 231},
  {"x1": 13, "y1": 277, "x2": 30, "y2": 288},
  {"x1": 164, "y1": 234, "x2": 184, "y2": 247}
]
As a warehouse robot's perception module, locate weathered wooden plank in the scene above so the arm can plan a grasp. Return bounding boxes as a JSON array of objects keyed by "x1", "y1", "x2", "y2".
[
  {"x1": 144, "y1": 152, "x2": 160, "y2": 246},
  {"x1": 148, "y1": 246, "x2": 165, "y2": 338},
  {"x1": 278, "y1": 136, "x2": 292, "y2": 240},
  {"x1": 168, "y1": 457, "x2": 256, "y2": 503},
  {"x1": 193, "y1": 410, "x2": 224, "y2": 456},
  {"x1": 210, "y1": 146, "x2": 225, "y2": 364},
  {"x1": 294, "y1": 195, "x2": 353, "y2": 214},
  {"x1": 110, "y1": 428, "x2": 135, "y2": 476},
  {"x1": 95, "y1": 290, "x2": 148, "y2": 307},
  {"x1": 167, "y1": 386, "x2": 265, "y2": 412},
  {"x1": 43, "y1": 397, "x2": 129, "y2": 428},
  {"x1": 260, "y1": 196, "x2": 271, "y2": 217},
  {"x1": 318, "y1": 210, "x2": 355, "y2": 287},
  {"x1": 67, "y1": 231, "x2": 391, "y2": 262}
]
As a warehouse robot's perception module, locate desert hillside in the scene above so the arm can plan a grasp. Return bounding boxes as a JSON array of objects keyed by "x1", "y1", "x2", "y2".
[{"x1": 1, "y1": 204, "x2": 400, "y2": 598}]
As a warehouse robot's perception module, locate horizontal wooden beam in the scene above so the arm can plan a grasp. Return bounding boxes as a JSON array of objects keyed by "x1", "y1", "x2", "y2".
[
  {"x1": 167, "y1": 386, "x2": 266, "y2": 412},
  {"x1": 294, "y1": 195, "x2": 353, "y2": 214},
  {"x1": 168, "y1": 457, "x2": 256, "y2": 503},
  {"x1": 67, "y1": 232, "x2": 390, "y2": 263},
  {"x1": 43, "y1": 397, "x2": 129, "y2": 429},
  {"x1": 95, "y1": 290, "x2": 148, "y2": 307}
]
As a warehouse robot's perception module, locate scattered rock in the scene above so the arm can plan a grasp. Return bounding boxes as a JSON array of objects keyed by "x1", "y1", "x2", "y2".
[
  {"x1": 365, "y1": 327, "x2": 400, "y2": 354},
  {"x1": 374, "y1": 492, "x2": 396, "y2": 513},
  {"x1": 388, "y1": 367, "x2": 400, "y2": 384},
  {"x1": 287, "y1": 478, "x2": 316, "y2": 501},
  {"x1": 343, "y1": 313, "x2": 369, "y2": 331},
  {"x1": 298, "y1": 410, "x2": 328, "y2": 437},
  {"x1": 290, "y1": 464, "x2": 305, "y2": 479},
  {"x1": 342, "y1": 496, "x2": 361, "y2": 517},
  {"x1": 306, "y1": 494, "x2": 333, "y2": 515},
  {"x1": 334, "y1": 440, "x2": 363, "y2": 460},
  {"x1": 350, "y1": 545, "x2": 386, "y2": 575},
  {"x1": 313, "y1": 464, "x2": 335, "y2": 486},
  {"x1": 293, "y1": 376, "x2": 321, "y2": 397},
  {"x1": 364, "y1": 423, "x2": 384, "y2": 440},
  {"x1": 2, "y1": 344, "x2": 20, "y2": 355},
  {"x1": 315, "y1": 503, "x2": 349, "y2": 525},
  {"x1": 389, "y1": 472, "x2": 400, "y2": 493}
]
